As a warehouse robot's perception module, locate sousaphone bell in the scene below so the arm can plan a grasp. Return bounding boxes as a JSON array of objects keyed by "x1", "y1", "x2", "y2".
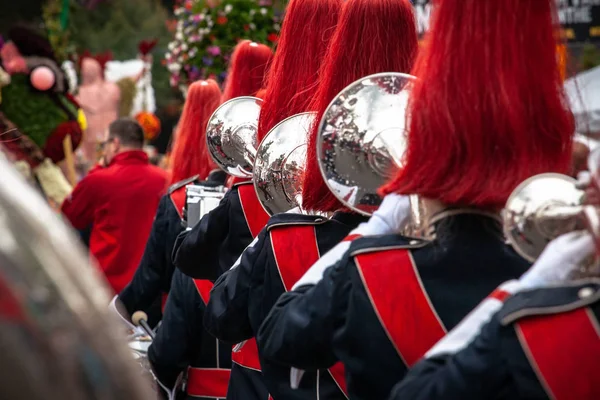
[
  {"x1": 253, "y1": 112, "x2": 316, "y2": 216},
  {"x1": 317, "y1": 72, "x2": 427, "y2": 237},
  {"x1": 206, "y1": 96, "x2": 262, "y2": 178},
  {"x1": 503, "y1": 167, "x2": 600, "y2": 275}
]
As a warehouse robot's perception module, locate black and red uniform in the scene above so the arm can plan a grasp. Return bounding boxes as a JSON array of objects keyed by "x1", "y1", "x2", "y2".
[
  {"x1": 258, "y1": 210, "x2": 531, "y2": 400},
  {"x1": 205, "y1": 212, "x2": 367, "y2": 399},
  {"x1": 390, "y1": 279, "x2": 600, "y2": 400},
  {"x1": 174, "y1": 180, "x2": 271, "y2": 400},
  {"x1": 149, "y1": 269, "x2": 232, "y2": 400},
  {"x1": 118, "y1": 170, "x2": 226, "y2": 325}
]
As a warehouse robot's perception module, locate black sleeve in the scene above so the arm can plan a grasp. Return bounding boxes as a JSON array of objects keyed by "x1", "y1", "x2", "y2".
[
  {"x1": 389, "y1": 315, "x2": 513, "y2": 400},
  {"x1": 148, "y1": 270, "x2": 203, "y2": 390},
  {"x1": 174, "y1": 190, "x2": 232, "y2": 279},
  {"x1": 257, "y1": 254, "x2": 352, "y2": 370},
  {"x1": 203, "y1": 229, "x2": 267, "y2": 343},
  {"x1": 119, "y1": 196, "x2": 170, "y2": 315}
]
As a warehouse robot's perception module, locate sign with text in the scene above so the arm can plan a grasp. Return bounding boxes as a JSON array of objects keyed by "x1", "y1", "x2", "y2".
[
  {"x1": 411, "y1": 0, "x2": 600, "y2": 43},
  {"x1": 558, "y1": 0, "x2": 600, "y2": 42}
]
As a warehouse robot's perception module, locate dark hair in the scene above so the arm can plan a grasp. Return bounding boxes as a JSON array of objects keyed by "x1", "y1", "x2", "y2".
[{"x1": 109, "y1": 118, "x2": 145, "y2": 148}]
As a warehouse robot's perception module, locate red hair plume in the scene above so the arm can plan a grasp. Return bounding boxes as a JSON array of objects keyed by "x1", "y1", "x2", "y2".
[
  {"x1": 302, "y1": 0, "x2": 418, "y2": 212},
  {"x1": 222, "y1": 40, "x2": 273, "y2": 101},
  {"x1": 170, "y1": 79, "x2": 222, "y2": 184},
  {"x1": 256, "y1": 0, "x2": 342, "y2": 142},
  {"x1": 382, "y1": 0, "x2": 574, "y2": 209}
]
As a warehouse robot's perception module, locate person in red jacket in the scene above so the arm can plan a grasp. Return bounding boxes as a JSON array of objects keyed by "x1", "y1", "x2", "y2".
[{"x1": 62, "y1": 118, "x2": 168, "y2": 294}]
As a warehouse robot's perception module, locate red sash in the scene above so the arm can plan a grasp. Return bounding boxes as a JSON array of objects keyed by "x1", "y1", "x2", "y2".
[
  {"x1": 192, "y1": 279, "x2": 214, "y2": 305},
  {"x1": 237, "y1": 183, "x2": 270, "y2": 238},
  {"x1": 161, "y1": 293, "x2": 168, "y2": 312},
  {"x1": 187, "y1": 367, "x2": 230, "y2": 398},
  {"x1": 188, "y1": 280, "x2": 231, "y2": 397},
  {"x1": 271, "y1": 225, "x2": 349, "y2": 398},
  {"x1": 516, "y1": 307, "x2": 600, "y2": 400},
  {"x1": 231, "y1": 338, "x2": 262, "y2": 371},
  {"x1": 354, "y1": 249, "x2": 447, "y2": 367},
  {"x1": 170, "y1": 187, "x2": 187, "y2": 219}
]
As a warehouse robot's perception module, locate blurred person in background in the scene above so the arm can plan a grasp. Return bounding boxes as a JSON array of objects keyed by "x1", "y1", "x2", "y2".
[{"x1": 61, "y1": 118, "x2": 168, "y2": 294}]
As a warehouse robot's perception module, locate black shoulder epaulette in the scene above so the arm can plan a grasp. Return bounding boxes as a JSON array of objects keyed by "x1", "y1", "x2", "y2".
[
  {"x1": 349, "y1": 234, "x2": 429, "y2": 257},
  {"x1": 499, "y1": 279, "x2": 600, "y2": 326},
  {"x1": 266, "y1": 213, "x2": 329, "y2": 232},
  {"x1": 168, "y1": 175, "x2": 200, "y2": 195}
]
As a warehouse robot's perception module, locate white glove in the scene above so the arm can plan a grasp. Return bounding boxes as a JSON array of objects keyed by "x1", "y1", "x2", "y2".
[
  {"x1": 352, "y1": 194, "x2": 411, "y2": 236},
  {"x1": 519, "y1": 231, "x2": 595, "y2": 290}
]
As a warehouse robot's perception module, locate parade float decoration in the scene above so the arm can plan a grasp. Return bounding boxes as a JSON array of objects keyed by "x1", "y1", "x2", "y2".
[
  {"x1": 165, "y1": 0, "x2": 280, "y2": 94},
  {"x1": 0, "y1": 26, "x2": 86, "y2": 207}
]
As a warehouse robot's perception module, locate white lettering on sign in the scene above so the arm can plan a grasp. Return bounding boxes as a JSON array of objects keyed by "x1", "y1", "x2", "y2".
[{"x1": 557, "y1": 0, "x2": 600, "y2": 25}]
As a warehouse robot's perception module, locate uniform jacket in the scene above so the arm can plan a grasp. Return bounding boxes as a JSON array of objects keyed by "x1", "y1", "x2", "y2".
[
  {"x1": 61, "y1": 150, "x2": 168, "y2": 294},
  {"x1": 258, "y1": 211, "x2": 531, "y2": 400},
  {"x1": 174, "y1": 181, "x2": 268, "y2": 281},
  {"x1": 390, "y1": 279, "x2": 600, "y2": 400},
  {"x1": 119, "y1": 170, "x2": 226, "y2": 323},
  {"x1": 205, "y1": 212, "x2": 367, "y2": 400},
  {"x1": 149, "y1": 269, "x2": 232, "y2": 400}
]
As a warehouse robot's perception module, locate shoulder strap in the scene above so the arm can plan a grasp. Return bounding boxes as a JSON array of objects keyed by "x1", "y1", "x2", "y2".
[
  {"x1": 270, "y1": 225, "x2": 349, "y2": 398},
  {"x1": 516, "y1": 307, "x2": 600, "y2": 400},
  {"x1": 170, "y1": 187, "x2": 187, "y2": 219},
  {"x1": 270, "y1": 225, "x2": 320, "y2": 291},
  {"x1": 192, "y1": 279, "x2": 214, "y2": 305},
  {"x1": 237, "y1": 183, "x2": 270, "y2": 238},
  {"x1": 354, "y1": 248, "x2": 447, "y2": 367}
]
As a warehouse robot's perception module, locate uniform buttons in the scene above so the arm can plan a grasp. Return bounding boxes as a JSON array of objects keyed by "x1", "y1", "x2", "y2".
[{"x1": 578, "y1": 287, "x2": 595, "y2": 299}]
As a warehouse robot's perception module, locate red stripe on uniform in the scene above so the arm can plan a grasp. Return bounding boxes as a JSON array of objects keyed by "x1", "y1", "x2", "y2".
[
  {"x1": 489, "y1": 288, "x2": 510, "y2": 302},
  {"x1": 238, "y1": 184, "x2": 270, "y2": 238},
  {"x1": 270, "y1": 226, "x2": 320, "y2": 291},
  {"x1": 231, "y1": 338, "x2": 262, "y2": 371},
  {"x1": 170, "y1": 187, "x2": 187, "y2": 219},
  {"x1": 192, "y1": 279, "x2": 214, "y2": 305},
  {"x1": 271, "y1": 226, "x2": 349, "y2": 398},
  {"x1": 343, "y1": 234, "x2": 362, "y2": 242},
  {"x1": 355, "y1": 249, "x2": 447, "y2": 367},
  {"x1": 186, "y1": 367, "x2": 230, "y2": 398},
  {"x1": 517, "y1": 308, "x2": 600, "y2": 400}
]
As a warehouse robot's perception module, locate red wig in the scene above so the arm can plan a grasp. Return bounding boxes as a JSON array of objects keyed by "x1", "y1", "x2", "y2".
[
  {"x1": 256, "y1": 0, "x2": 342, "y2": 142},
  {"x1": 170, "y1": 79, "x2": 222, "y2": 185},
  {"x1": 302, "y1": 0, "x2": 418, "y2": 212},
  {"x1": 222, "y1": 40, "x2": 273, "y2": 102},
  {"x1": 382, "y1": 0, "x2": 574, "y2": 209}
]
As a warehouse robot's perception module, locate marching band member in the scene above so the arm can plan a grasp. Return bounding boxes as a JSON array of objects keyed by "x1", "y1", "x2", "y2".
[
  {"x1": 389, "y1": 231, "x2": 599, "y2": 400},
  {"x1": 194, "y1": 0, "x2": 344, "y2": 397},
  {"x1": 173, "y1": 41, "x2": 273, "y2": 282},
  {"x1": 149, "y1": 269, "x2": 232, "y2": 400},
  {"x1": 204, "y1": 0, "x2": 417, "y2": 398},
  {"x1": 257, "y1": 0, "x2": 575, "y2": 398},
  {"x1": 116, "y1": 79, "x2": 222, "y2": 325}
]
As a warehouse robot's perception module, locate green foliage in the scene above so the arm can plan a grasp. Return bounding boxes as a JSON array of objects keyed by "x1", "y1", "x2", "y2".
[
  {"x1": 0, "y1": 74, "x2": 70, "y2": 147},
  {"x1": 165, "y1": 0, "x2": 280, "y2": 89},
  {"x1": 580, "y1": 43, "x2": 600, "y2": 72}
]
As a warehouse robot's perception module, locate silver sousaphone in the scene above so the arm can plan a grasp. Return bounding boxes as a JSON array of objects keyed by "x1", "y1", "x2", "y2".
[
  {"x1": 253, "y1": 112, "x2": 316, "y2": 216},
  {"x1": 317, "y1": 72, "x2": 427, "y2": 237},
  {"x1": 206, "y1": 96, "x2": 263, "y2": 178}
]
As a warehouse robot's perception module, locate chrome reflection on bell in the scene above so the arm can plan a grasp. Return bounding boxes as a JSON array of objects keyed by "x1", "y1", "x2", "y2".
[
  {"x1": 206, "y1": 96, "x2": 262, "y2": 178},
  {"x1": 317, "y1": 72, "x2": 416, "y2": 216},
  {"x1": 0, "y1": 155, "x2": 152, "y2": 399},
  {"x1": 503, "y1": 173, "x2": 586, "y2": 262},
  {"x1": 254, "y1": 112, "x2": 315, "y2": 216}
]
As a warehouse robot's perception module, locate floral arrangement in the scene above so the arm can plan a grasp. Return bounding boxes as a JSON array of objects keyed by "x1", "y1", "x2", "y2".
[
  {"x1": 165, "y1": 0, "x2": 280, "y2": 90},
  {"x1": 135, "y1": 111, "x2": 161, "y2": 141}
]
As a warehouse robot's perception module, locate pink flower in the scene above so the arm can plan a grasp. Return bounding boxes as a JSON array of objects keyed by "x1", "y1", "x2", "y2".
[{"x1": 207, "y1": 45, "x2": 221, "y2": 56}]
